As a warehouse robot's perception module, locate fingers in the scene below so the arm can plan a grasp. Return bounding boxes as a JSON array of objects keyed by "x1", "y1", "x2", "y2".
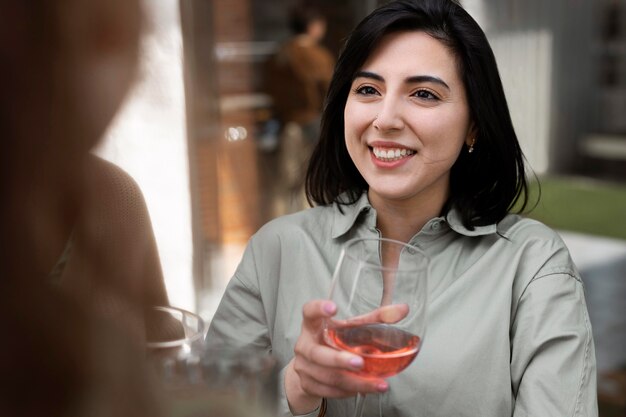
[
  {"x1": 296, "y1": 336, "x2": 363, "y2": 371},
  {"x1": 301, "y1": 299, "x2": 337, "y2": 332},
  {"x1": 289, "y1": 299, "x2": 389, "y2": 403},
  {"x1": 378, "y1": 303, "x2": 409, "y2": 323},
  {"x1": 302, "y1": 301, "x2": 409, "y2": 333},
  {"x1": 344, "y1": 303, "x2": 409, "y2": 326},
  {"x1": 294, "y1": 352, "x2": 388, "y2": 398}
]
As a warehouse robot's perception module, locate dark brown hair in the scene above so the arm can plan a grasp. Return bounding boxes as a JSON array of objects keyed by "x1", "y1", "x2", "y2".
[{"x1": 305, "y1": 0, "x2": 530, "y2": 229}]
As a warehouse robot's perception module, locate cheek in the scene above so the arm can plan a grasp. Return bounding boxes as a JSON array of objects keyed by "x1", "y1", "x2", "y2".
[
  {"x1": 344, "y1": 103, "x2": 372, "y2": 142},
  {"x1": 343, "y1": 103, "x2": 358, "y2": 146},
  {"x1": 344, "y1": 128, "x2": 360, "y2": 162},
  {"x1": 417, "y1": 114, "x2": 470, "y2": 158},
  {"x1": 343, "y1": 107, "x2": 369, "y2": 169}
]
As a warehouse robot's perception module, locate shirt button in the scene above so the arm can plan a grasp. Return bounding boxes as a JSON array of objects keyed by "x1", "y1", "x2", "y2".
[{"x1": 432, "y1": 222, "x2": 441, "y2": 230}]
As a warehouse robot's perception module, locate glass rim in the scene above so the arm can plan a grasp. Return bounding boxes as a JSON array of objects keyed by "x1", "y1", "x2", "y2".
[
  {"x1": 341, "y1": 237, "x2": 429, "y2": 272},
  {"x1": 145, "y1": 305, "x2": 205, "y2": 349}
]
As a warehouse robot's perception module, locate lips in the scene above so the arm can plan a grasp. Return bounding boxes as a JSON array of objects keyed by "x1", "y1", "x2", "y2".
[{"x1": 371, "y1": 146, "x2": 416, "y2": 162}]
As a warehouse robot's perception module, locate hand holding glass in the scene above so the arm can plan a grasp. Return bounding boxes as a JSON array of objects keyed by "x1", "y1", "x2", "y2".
[{"x1": 324, "y1": 237, "x2": 429, "y2": 417}]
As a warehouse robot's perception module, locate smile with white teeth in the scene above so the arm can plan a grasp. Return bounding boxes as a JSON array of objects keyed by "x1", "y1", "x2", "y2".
[{"x1": 372, "y1": 146, "x2": 416, "y2": 162}]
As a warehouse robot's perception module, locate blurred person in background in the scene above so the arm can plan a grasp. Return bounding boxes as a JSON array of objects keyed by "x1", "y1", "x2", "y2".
[
  {"x1": 264, "y1": 1, "x2": 335, "y2": 216},
  {"x1": 0, "y1": 0, "x2": 171, "y2": 415}
]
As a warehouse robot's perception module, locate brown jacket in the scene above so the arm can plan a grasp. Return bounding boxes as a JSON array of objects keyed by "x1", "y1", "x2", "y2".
[{"x1": 265, "y1": 36, "x2": 335, "y2": 125}]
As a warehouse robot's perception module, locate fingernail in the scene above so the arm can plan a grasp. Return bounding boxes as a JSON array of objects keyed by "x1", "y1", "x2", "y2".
[
  {"x1": 376, "y1": 382, "x2": 388, "y2": 392},
  {"x1": 349, "y1": 356, "x2": 363, "y2": 368},
  {"x1": 323, "y1": 302, "x2": 336, "y2": 315}
]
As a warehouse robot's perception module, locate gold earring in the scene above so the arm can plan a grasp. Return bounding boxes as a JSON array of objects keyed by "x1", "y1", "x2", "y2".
[{"x1": 468, "y1": 137, "x2": 476, "y2": 153}]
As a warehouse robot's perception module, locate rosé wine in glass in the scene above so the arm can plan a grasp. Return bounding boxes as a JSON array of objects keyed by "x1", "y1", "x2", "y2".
[
  {"x1": 325, "y1": 323, "x2": 420, "y2": 378},
  {"x1": 324, "y1": 237, "x2": 429, "y2": 417}
]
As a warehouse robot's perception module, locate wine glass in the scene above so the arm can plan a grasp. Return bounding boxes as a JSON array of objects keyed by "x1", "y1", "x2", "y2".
[
  {"x1": 145, "y1": 306, "x2": 206, "y2": 366},
  {"x1": 145, "y1": 307, "x2": 279, "y2": 417},
  {"x1": 144, "y1": 306, "x2": 206, "y2": 414},
  {"x1": 324, "y1": 237, "x2": 429, "y2": 417}
]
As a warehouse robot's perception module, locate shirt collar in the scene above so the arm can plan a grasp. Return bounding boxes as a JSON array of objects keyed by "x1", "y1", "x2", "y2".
[
  {"x1": 331, "y1": 192, "x2": 374, "y2": 239},
  {"x1": 331, "y1": 192, "x2": 498, "y2": 238},
  {"x1": 444, "y1": 208, "x2": 498, "y2": 236}
]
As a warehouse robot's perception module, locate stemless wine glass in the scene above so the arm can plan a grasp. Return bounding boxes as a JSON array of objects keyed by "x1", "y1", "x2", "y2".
[{"x1": 324, "y1": 237, "x2": 429, "y2": 417}]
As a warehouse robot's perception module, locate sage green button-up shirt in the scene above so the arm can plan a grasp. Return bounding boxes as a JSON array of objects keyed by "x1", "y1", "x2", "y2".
[{"x1": 207, "y1": 192, "x2": 598, "y2": 417}]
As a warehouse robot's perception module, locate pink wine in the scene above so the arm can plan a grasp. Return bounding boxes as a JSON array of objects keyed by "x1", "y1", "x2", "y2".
[{"x1": 325, "y1": 324, "x2": 421, "y2": 378}]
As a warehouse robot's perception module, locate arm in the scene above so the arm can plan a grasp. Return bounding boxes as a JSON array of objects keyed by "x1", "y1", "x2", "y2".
[
  {"x1": 65, "y1": 156, "x2": 169, "y2": 325},
  {"x1": 511, "y1": 271, "x2": 598, "y2": 416},
  {"x1": 92, "y1": 157, "x2": 169, "y2": 308},
  {"x1": 207, "y1": 239, "x2": 387, "y2": 417},
  {"x1": 209, "y1": 289, "x2": 388, "y2": 416}
]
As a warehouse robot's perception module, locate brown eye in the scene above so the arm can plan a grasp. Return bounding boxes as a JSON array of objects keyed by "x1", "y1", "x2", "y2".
[
  {"x1": 413, "y1": 89, "x2": 438, "y2": 100},
  {"x1": 355, "y1": 86, "x2": 379, "y2": 96}
]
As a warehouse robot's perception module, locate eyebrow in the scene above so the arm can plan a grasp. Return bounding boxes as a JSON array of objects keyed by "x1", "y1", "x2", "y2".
[{"x1": 354, "y1": 71, "x2": 450, "y2": 91}]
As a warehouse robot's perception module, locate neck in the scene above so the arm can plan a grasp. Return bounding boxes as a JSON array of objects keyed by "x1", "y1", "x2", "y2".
[{"x1": 369, "y1": 189, "x2": 447, "y2": 243}]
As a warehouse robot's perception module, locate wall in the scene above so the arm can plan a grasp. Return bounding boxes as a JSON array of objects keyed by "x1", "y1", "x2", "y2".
[{"x1": 466, "y1": 0, "x2": 596, "y2": 176}]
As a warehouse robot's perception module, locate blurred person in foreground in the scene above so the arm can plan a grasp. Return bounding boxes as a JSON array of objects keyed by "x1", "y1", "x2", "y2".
[
  {"x1": 208, "y1": 0, "x2": 598, "y2": 416},
  {"x1": 264, "y1": 2, "x2": 335, "y2": 216},
  {"x1": 0, "y1": 0, "x2": 171, "y2": 415}
]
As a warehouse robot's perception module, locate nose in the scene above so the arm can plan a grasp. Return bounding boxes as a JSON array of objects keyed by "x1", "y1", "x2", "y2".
[{"x1": 373, "y1": 99, "x2": 405, "y2": 132}]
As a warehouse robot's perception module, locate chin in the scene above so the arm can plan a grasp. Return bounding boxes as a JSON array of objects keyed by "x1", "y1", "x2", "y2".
[{"x1": 369, "y1": 187, "x2": 419, "y2": 202}]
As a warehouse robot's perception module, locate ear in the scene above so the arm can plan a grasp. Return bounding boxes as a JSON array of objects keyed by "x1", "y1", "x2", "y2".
[{"x1": 465, "y1": 121, "x2": 478, "y2": 147}]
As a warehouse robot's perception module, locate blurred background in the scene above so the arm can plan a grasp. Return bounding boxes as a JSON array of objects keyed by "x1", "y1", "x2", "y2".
[{"x1": 95, "y1": 0, "x2": 626, "y2": 414}]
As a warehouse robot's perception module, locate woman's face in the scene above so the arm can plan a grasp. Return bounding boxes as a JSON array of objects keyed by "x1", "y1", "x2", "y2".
[{"x1": 344, "y1": 31, "x2": 474, "y2": 208}]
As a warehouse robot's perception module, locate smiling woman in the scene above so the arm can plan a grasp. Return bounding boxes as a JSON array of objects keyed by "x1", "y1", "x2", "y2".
[
  {"x1": 343, "y1": 31, "x2": 474, "y2": 241},
  {"x1": 206, "y1": 1, "x2": 598, "y2": 416}
]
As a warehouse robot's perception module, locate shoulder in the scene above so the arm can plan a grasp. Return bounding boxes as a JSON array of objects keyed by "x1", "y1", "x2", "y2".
[
  {"x1": 240, "y1": 205, "x2": 335, "y2": 268},
  {"x1": 234, "y1": 205, "x2": 335, "y2": 287},
  {"x1": 451, "y1": 213, "x2": 569, "y2": 260},
  {"x1": 498, "y1": 214, "x2": 565, "y2": 244},
  {"x1": 78, "y1": 155, "x2": 153, "y2": 244},
  {"x1": 316, "y1": 44, "x2": 335, "y2": 62},
  {"x1": 87, "y1": 155, "x2": 143, "y2": 200},
  {"x1": 251, "y1": 205, "x2": 335, "y2": 248},
  {"x1": 498, "y1": 214, "x2": 571, "y2": 257},
  {"x1": 496, "y1": 214, "x2": 579, "y2": 281},
  {"x1": 85, "y1": 155, "x2": 149, "y2": 219}
]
